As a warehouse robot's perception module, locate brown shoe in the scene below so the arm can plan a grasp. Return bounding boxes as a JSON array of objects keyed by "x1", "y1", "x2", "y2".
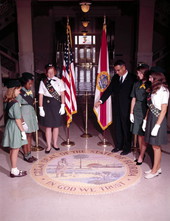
[
  {"x1": 10, "y1": 170, "x2": 27, "y2": 178},
  {"x1": 31, "y1": 156, "x2": 38, "y2": 161}
]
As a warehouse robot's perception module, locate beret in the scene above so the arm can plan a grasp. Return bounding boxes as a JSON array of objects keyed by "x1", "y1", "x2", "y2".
[
  {"x1": 7, "y1": 79, "x2": 21, "y2": 88},
  {"x1": 137, "y1": 63, "x2": 149, "y2": 70},
  {"x1": 45, "y1": 63, "x2": 55, "y2": 69},
  {"x1": 21, "y1": 72, "x2": 34, "y2": 80},
  {"x1": 150, "y1": 66, "x2": 165, "y2": 74}
]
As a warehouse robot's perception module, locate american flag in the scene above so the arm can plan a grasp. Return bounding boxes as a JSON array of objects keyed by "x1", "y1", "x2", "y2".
[{"x1": 62, "y1": 24, "x2": 77, "y2": 127}]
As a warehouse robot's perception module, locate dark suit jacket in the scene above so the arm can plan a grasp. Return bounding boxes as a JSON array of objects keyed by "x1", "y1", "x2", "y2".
[{"x1": 100, "y1": 72, "x2": 135, "y2": 118}]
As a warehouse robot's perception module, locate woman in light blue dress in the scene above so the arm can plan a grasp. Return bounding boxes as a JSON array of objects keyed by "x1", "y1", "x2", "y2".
[
  {"x1": 2, "y1": 79, "x2": 27, "y2": 177},
  {"x1": 17, "y1": 72, "x2": 39, "y2": 163}
]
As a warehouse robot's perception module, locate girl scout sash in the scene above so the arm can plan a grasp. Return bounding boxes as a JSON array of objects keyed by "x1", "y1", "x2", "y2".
[
  {"x1": 20, "y1": 89, "x2": 34, "y2": 107},
  {"x1": 43, "y1": 78, "x2": 61, "y2": 102},
  {"x1": 147, "y1": 94, "x2": 161, "y2": 117},
  {"x1": 5, "y1": 100, "x2": 18, "y2": 121}
]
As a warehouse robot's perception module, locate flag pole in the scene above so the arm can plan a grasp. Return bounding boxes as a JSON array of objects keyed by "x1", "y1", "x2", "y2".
[
  {"x1": 61, "y1": 16, "x2": 75, "y2": 148},
  {"x1": 81, "y1": 91, "x2": 92, "y2": 138},
  {"x1": 31, "y1": 98, "x2": 44, "y2": 151},
  {"x1": 94, "y1": 15, "x2": 112, "y2": 147}
]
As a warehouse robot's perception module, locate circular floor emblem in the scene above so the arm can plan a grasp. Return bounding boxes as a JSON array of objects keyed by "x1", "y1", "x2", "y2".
[{"x1": 30, "y1": 150, "x2": 142, "y2": 195}]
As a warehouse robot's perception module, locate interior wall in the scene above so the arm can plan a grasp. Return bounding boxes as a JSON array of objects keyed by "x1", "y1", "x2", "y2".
[
  {"x1": 114, "y1": 16, "x2": 135, "y2": 72},
  {"x1": 33, "y1": 16, "x2": 55, "y2": 72}
]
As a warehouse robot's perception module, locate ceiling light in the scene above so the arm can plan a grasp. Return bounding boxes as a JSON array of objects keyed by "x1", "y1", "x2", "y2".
[{"x1": 79, "y1": 1, "x2": 91, "y2": 13}]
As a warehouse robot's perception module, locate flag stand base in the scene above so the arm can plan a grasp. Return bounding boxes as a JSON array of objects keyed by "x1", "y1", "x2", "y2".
[
  {"x1": 31, "y1": 130, "x2": 44, "y2": 151},
  {"x1": 31, "y1": 145, "x2": 44, "y2": 152},
  {"x1": 61, "y1": 140, "x2": 75, "y2": 147},
  {"x1": 81, "y1": 133, "x2": 92, "y2": 138},
  {"x1": 97, "y1": 138, "x2": 112, "y2": 147}
]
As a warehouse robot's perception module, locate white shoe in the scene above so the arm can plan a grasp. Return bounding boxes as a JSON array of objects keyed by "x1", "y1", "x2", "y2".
[
  {"x1": 144, "y1": 171, "x2": 159, "y2": 179},
  {"x1": 144, "y1": 168, "x2": 162, "y2": 174}
]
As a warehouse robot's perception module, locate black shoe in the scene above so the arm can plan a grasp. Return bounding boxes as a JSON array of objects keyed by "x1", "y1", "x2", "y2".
[
  {"x1": 136, "y1": 161, "x2": 143, "y2": 165},
  {"x1": 136, "y1": 155, "x2": 145, "y2": 165},
  {"x1": 111, "y1": 148, "x2": 122, "y2": 153},
  {"x1": 45, "y1": 148, "x2": 51, "y2": 154},
  {"x1": 53, "y1": 146, "x2": 60, "y2": 151},
  {"x1": 134, "y1": 159, "x2": 138, "y2": 162},
  {"x1": 120, "y1": 150, "x2": 131, "y2": 155}
]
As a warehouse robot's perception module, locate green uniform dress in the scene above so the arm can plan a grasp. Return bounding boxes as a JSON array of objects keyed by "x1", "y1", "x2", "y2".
[
  {"x1": 16, "y1": 87, "x2": 39, "y2": 133},
  {"x1": 2, "y1": 101, "x2": 28, "y2": 148},
  {"x1": 130, "y1": 81, "x2": 148, "y2": 136}
]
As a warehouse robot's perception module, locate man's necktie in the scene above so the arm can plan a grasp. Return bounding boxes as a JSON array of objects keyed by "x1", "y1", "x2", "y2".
[{"x1": 120, "y1": 76, "x2": 123, "y2": 84}]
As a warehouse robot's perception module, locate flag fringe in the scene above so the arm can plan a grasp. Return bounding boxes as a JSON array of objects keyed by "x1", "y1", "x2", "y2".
[{"x1": 93, "y1": 108, "x2": 112, "y2": 130}]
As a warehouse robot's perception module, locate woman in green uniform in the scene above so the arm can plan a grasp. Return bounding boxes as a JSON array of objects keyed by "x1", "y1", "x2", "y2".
[
  {"x1": 17, "y1": 72, "x2": 39, "y2": 162},
  {"x1": 2, "y1": 79, "x2": 27, "y2": 177},
  {"x1": 130, "y1": 63, "x2": 150, "y2": 165}
]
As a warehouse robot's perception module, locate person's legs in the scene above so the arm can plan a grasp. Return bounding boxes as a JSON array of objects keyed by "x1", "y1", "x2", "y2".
[
  {"x1": 52, "y1": 127, "x2": 59, "y2": 149},
  {"x1": 22, "y1": 134, "x2": 32, "y2": 159},
  {"x1": 10, "y1": 148, "x2": 19, "y2": 169},
  {"x1": 10, "y1": 148, "x2": 27, "y2": 177},
  {"x1": 22, "y1": 133, "x2": 37, "y2": 162},
  {"x1": 45, "y1": 127, "x2": 52, "y2": 151},
  {"x1": 151, "y1": 145, "x2": 161, "y2": 173},
  {"x1": 121, "y1": 116, "x2": 132, "y2": 154},
  {"x1": 27, "y1": 133, "x2": 32, "y2": 152},
  {"x1": 114, "y1": 114, "x2": 124, "y2": 150},
  {"x1": 144, "y1": 145, "x2": 161, "y2": 179},
  {"x1": 137, "y1": 135, "x2": 147, "y2": 163}
]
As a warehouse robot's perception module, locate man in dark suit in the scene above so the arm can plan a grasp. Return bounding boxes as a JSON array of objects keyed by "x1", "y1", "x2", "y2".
[{"x1": 95, "y1": 60, "x2": 135, "y2": 155}]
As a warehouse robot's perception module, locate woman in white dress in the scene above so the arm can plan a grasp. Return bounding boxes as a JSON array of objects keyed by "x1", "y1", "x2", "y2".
[
  {"x1": 142, "y1": 71, "x2": 169, "y2": 179},
  {"x1": 38, "y1": 64, "x2": 65, "y2": 153}
]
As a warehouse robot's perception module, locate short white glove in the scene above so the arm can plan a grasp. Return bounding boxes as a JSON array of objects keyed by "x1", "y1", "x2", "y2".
[
  {"x1": 130, "y1": 113, "x2": 134, "y2": 123},
  {"x1": 39, "y1": 106, "x2": 45, "y2": 117},
  {"x1": 142, "y1": 119, "x2": 147, "y2": 132},
  {"x1": 22, "y1": 122, "x2": 28, "y2": 132},
  {"x1": 21, "y1": 131, "x2": 27, "y2": 140},
  {"x1": 59, "y1": 104, "x2": 65, "y2": 115},
  {"x1": 151, "y1": 124, "x2": 160, "y2": 136}
]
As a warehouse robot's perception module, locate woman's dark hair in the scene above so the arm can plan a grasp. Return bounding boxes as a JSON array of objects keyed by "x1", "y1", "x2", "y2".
[
  {"x1": 20, "y1": 77, "x2": 30, "y2": 86},
  {"x1": 20, "y1": 72, "x2": 34, "y2": 86},
  {"x1": 147, "y1": 72, "x2": 169, "y2": 94},
  {"x1": 136, "y1": 64, "x2": 149, "y2": 82}
]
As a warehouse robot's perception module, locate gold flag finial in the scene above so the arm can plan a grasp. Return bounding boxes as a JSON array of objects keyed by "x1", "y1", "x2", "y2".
[
  {"x1": 67, "y1": 16, "x2": 69, "y2": 25},
  {"x1": 104, "y1": 15, "x2": 106, "y2": 25}
]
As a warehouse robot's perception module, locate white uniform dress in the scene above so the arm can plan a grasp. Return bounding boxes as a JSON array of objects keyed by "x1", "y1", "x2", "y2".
[
  {"x1": 145, "y1": 86, "x2": 169, "y2": 145},
  {"x1": 38, "y1": 76, "x2": 65, "y2": 127}
]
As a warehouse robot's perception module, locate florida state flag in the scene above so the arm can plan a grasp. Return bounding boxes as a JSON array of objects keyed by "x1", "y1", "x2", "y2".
[{"x1": 93, "y1": 24, "x2": 112, "y2": 130}]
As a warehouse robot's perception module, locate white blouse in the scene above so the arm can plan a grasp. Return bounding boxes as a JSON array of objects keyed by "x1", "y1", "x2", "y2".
[
  {"x1": 151, "y1": 86, "x2": 169, "y2": 110},
  {"x1": 38, "y1": 76, "x2": 65, "y2": 97}
]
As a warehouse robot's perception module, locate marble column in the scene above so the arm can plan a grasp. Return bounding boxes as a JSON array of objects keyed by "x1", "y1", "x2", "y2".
[
  {"x1": 137, "y1": 0, "x2": 156, "y2": 67},
  {"x1": 16, "y1": 0, "x2": 34, "y2": 74}
]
